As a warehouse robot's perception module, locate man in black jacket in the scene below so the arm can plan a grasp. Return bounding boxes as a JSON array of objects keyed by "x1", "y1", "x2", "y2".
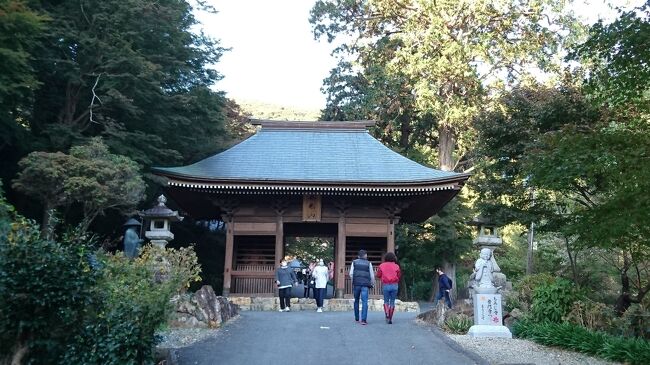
[
  {"x1": 349, "y1": 250, "x2": 375, "y2": 324},
  {"x1": 434, "y1": 267, "x2": 453, "y2": 308}
]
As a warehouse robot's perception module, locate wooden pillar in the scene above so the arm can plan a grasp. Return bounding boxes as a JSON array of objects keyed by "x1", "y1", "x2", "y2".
[
  {"x1": 387, "y1": 218, "x2": 395, "y2": 253},
  {"x1": 223, "y1": 216, "x2": 234, "y2": 296},
  {"x1": 275, "y1": 214, "x2": 283, "y2": 265},
  {"x1": 335, "y1": 215, "x2": 346, "y2": 298}
]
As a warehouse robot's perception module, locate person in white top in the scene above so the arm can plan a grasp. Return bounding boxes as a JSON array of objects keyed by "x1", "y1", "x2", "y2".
[{"x1": 312, "y1": 259, "x2": 330, "y2": 312}]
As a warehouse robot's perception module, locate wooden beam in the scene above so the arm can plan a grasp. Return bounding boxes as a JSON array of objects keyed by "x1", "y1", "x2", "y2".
[
  {"x1": 335, "y1": 215, "x2": 346, "y2": 298},
  {"x1": 275, "y1": 214, "x2": 283, "y2": 267},
  {"x1": 223, "y1": 216, "x2": 234, "y2": 296},
  {"x1": 233, "y1": 222, "x2": 277, "y2": 235},
  {"x1": 387, "y1": 219, "x2": 395, "y2": 253}
]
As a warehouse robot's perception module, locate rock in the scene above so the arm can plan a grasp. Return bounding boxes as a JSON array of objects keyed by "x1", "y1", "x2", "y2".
[
  {"x1": 503, "y1": 308, "x2": 523, "y2": 330},
  {"x1": 169, "y1": 286, "x2": 239, "y2": 329},
  {"x1": 195, "y1": 286, "x2": 222, "y2": 328}
]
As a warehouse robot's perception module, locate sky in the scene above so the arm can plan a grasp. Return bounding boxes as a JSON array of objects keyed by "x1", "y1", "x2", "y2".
[
  {"x1": 197, "y1": 0, "x2": 644, "y2": 110},
  {"x1": 197, "y1": 0, "x2": 337, "y2": 109}
]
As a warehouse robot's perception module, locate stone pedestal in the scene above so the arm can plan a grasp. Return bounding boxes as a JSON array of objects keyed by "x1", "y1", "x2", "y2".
[
  {"x1": 469, "y1": 293, "x2": 512, "y2": 338},
  {"x1": 468, "y1": 324, "x2": 513, "y2": 338}
]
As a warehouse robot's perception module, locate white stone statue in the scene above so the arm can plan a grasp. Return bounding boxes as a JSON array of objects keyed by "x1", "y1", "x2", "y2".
[{"x1": 470, "y1": 248, "x2": 501, "y2": 294}]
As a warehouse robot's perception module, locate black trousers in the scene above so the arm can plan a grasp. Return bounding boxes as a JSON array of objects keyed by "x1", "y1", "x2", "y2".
[
  {"x1": 304, "y1": 286, "x2": 313, "y2": 298},
  {"x1": 279, "y1": 287, "x2": 291, "y2": 309}
]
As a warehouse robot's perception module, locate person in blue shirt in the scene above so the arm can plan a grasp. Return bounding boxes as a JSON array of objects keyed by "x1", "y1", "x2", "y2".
[{"x1": 434, "y1": 267, "x2": 453, "y2": 308}]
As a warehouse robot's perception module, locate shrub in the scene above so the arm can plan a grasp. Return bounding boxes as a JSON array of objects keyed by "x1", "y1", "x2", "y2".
[
  {"x1": 444, "y1": 313, "x2": 473, "y2": 334},
  {"x1": 610, "y1": 303, "x2": 650, "y2": 339},
  {"x1": 530, "y1": 278, "x2": 580, "y2": 323},
  {"x1": 564, "y1": 299, "x2": 615, "y2": 332},
  {"x1": 0, "y1": 195, "x2": 202, "y2": 365},
  {"x1": 506, "y1": 273, "x2": 555, "y2": 313},
  {"x1": 0, "y1": 216, "x2": 96, "y2": 364},
  {"x1": 62, "y1": 245, "x2": 201, "y2": 365},
  {"x1": 409, "y1": 280, "x2": 432, "y2": 301},
  {"x1": 514, "y1": 319, "x2": 650, "y2": 365}
]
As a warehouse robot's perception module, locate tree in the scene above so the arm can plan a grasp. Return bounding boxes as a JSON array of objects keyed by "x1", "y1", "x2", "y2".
[
  {"x1": 13, "y1": 138, "x2": 145, "y2": 237},
  {"x1": 0, "y1": 0, "x2": 45, "y2": 151},
  {"x1": 311, "y1": 0, "x2": 579, "y2": 171}
]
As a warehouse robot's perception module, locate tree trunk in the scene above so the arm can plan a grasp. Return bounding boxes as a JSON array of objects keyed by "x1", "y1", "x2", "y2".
[
  {"x1": 40, "y1": 202, "x2": 53, "y2": 240},
  {"x1": 564, "y1": 236, "x2": 578, "y2": 285},
  {"x1": 438, "y1": 124, "x2": 455, "y2": 172},
  {"x1": 399, "y1": 115, "x2": 411, "y2": 150},
  {"x1": 615, "y1": 255, "x2": 632, "y2": 315},
  {"x1": 437, "y1": 126, "x2": 456, "y2": 301},
  {"x1": 443, "y1": 261, "x2": 456, "y2": 302}
]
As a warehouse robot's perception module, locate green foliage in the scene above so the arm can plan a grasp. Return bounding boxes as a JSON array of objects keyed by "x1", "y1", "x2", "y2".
[
  {"x1": 0, "y1": 0, "x2": 45, "y2": 154},
  {"x1": 63, "y1": 245, "x2": 201, "y2": 365},
  {"x1": 0, "y1": 214, "x2": 96, "y2": 363},
  {"x1": 610, "y1": 303, "x2": 650, "y2": 339},
  {"x1": 564, "y1": 299, "x2": 615, "y2": 332},
  {"x1": 396, "y1": 199, "x2": 474, "y2": 298},
  {"x1": 571, "y1": 2, "x2": 650, "y2": 107},
  {"x1": 514, "y1": 319, "x2": 650, "y2": 365},
  {"x1": 506, "y1": 273, "x2": 555, "y2": 312},
  {"x1": 444, "y1": 313, "x2": 473, "y2": 334},
  {"x1": 286, "y1": 237, "x2": 334, "y2": 264},
  {"x1": 531, "y1": 278, "x2": 581, "y2": 323},
  {"x1": 0, "y1": 199, "x2": 201, "y2": 364},
  {"x1": 312, "y1": 0, "x2": 579, "y2": 169},
  {"x1": 13, "y1": 137, "x2": 145, "y2": 234},
  {"x1": 408, "y1": 281, "x2": 432, "y2": 301}
]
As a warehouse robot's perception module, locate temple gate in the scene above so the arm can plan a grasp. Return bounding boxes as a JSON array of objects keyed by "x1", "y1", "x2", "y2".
[{"x1": 153, "y1": 121, "x2": 468, "y2": 298}]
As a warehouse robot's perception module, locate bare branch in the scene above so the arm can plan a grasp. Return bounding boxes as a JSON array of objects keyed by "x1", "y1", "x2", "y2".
[{"x1": 89, "y1": 74, "x2": 102, "y2": 125}]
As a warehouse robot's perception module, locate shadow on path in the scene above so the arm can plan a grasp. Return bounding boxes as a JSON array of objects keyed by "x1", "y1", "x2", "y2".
[{"x1": 175, "y1": 310, "x2": 487, "y2": 365}]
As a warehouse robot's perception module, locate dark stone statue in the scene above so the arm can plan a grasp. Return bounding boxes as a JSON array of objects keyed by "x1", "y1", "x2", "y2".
[{"x1": 124, "y1": 227, "x2": 143, "y2": 258}]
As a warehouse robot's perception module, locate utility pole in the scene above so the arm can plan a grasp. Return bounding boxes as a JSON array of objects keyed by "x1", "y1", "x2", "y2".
[
  {"x1": 526, "y1": 221, "x2": 535, "y2": 274},
  {"x1": 526, "y1": 188, "x2": 536, "y2": 275}
]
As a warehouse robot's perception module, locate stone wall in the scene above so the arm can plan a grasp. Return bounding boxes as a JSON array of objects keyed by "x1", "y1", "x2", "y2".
[
  {"x1": 229, "y1": 296, "x2": 420, "y2": 312},
  {"x1": 170, "y1": 285, "x2": 239, "y2": 328}
]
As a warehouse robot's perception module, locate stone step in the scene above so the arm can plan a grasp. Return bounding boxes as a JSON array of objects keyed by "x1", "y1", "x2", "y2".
[{"x1": 228, "y1": 296, "x2": 420, "y2": 312}]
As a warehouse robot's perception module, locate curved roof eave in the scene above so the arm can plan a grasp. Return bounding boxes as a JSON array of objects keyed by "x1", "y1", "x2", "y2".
[{"x1": 152, "y1": 122, "x2": 470, "y2": 186}]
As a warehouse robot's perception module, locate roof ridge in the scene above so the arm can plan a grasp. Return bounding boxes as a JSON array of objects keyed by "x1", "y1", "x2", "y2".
[{"x1": 251, "y1": 120, "x2": 376, "y2": 130}]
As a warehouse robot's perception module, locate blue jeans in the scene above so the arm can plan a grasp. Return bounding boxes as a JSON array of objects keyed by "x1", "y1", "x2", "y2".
[
  {"x1": 434, "y1": 290, "x2": 452, "y2": 308},
  {"x1": 353, "y1": 286, "x2": 369, "y2": 321},
  {"x1": 383, "y1": 283, "x2": 398, "y2": 307},
  {"x1": 315, "y1": 287, "x2": 326, "y2": 307}
]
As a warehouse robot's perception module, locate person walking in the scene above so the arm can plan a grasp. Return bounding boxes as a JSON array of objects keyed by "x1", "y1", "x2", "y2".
[
  {"x1": 275, "y1": 259, "x2": 297, "y2": 312},
  {"x1": 434, "y1": 267, "x2": 453, "y2": 309},
  {"x1": 377, "y1": 252, "x2": 400, "y2": 324},
  {"x1": 349, "y1": 249, "x2": 374, "y2": 325},
  {"x1": 312, "y1": 259, "x2": 329, "y2": 312},
  {"x1": 303, "y1": 266, "x2": 315, "y2": 298}
]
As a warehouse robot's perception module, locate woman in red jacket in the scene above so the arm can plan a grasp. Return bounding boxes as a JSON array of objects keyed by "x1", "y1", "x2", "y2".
[{"x1": 376, "y1": 252, "x2": 400, "y2": 324}]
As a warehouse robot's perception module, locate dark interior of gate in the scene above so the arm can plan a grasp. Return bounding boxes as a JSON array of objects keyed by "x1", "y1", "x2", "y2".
[{"x1": 229, "y1": 227, "x2": 387, "y2": 298}]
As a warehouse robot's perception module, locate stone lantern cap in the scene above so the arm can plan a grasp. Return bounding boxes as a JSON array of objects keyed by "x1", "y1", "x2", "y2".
[
  {"x1": 140, "y1": 195, "x2": 183, "y2": 222},
  {"x1": 469, "y1": 216, "x2": 502, "y2": 246}
]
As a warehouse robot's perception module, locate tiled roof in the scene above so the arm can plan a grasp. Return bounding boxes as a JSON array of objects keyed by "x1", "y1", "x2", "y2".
[{"x1": 153, "y1": 123, "x2": 468, "y2": 186}]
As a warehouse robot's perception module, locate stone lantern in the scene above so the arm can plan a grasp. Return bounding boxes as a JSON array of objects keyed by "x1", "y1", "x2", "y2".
[
  {"x1": 141, "y1": 195, "x2": 183, "y2": 248},
  {"x1": 470, "y1": 217, "x2": 503, "y2": 248}
]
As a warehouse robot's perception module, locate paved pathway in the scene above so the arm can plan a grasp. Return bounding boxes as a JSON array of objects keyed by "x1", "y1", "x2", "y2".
[{"x1": 175, "y1": 310, "x2": 487, "y2": 365}]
